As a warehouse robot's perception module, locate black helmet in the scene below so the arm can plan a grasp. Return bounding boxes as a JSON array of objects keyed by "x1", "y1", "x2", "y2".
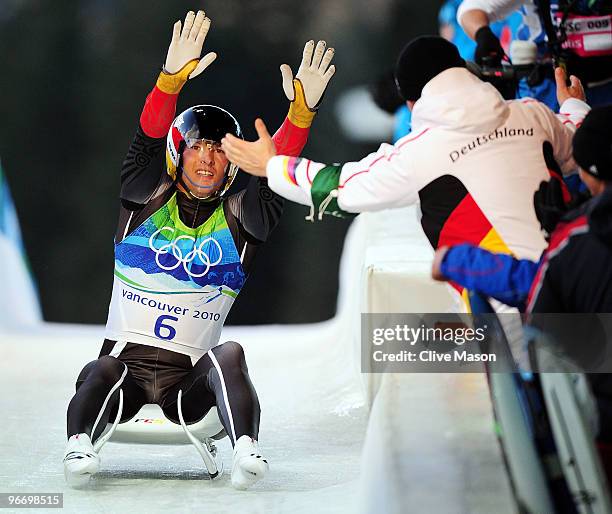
[
  {"x1": 166, "y1": 105, "x2": 242, "y2": 199},
  {"x1": 395, "y1": 36, "x2": 465, "y2": 101},
  {"x1": 573, "y1": 106, "x2": 612, "y2": 180}
]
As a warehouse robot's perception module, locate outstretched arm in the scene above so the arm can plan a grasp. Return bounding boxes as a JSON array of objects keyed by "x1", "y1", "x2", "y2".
[
  {"x1": 456, "y1": 0, "x2": 522, "y2": 65},
  {"x1": 541, "y1": 68, "x2": 590, "y2": 176},
  {"x1": 121, "y1": 10, "x2": 216, "y2": 205},
  {"x1": 432, "y1": 244, "x2": 541, "y2": 309},
  {"x1": 221, "y1": 41, "x2": 424, "y2": 221},
  {"x1": 457, "y1": 0, "x2": 523, "y2": 38},
  {"x1": 229, "y1": 40, "x2": 337, "y2": 240},
  {"x1": 222, "y1": 123, "x2": 422, "y2": 220}
]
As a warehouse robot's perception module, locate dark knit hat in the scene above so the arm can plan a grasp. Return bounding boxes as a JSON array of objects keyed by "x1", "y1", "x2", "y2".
[
  {"x1": 573, "y1": 106, "x2": 612, "y2": 180},
  {"x1": 395, "y1": 36, "x2": 466, "y2": 101}
]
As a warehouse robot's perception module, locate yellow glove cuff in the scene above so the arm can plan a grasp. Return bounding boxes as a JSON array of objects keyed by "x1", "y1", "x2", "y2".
[
  {"x1": 156, "y1": 59, "x2": 199, "y2": 94},
  {"x1": 288, "y1": 79, "x2": 316, "y2": 128}
]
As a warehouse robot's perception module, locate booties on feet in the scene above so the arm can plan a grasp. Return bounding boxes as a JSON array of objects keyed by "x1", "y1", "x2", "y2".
[
  {"x1": 231, "y1": 435, "x2": 269, "y2": 490},
  {"x1": 63, "y1": 434, "x2": 100, "y2": 487}
]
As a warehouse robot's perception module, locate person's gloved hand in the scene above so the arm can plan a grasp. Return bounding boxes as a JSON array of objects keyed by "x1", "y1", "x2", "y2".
[
  {"x1": 279, "y1": 40, "x2": 336, "y2": 128},
  {"x1": 533, "y1": 178, "x2": 590, "y2": 239},
  {"x1": 280, "y1": 40, "x2": 336, "y2": 110},
  {"x1": 534, "y1": 178, "x2": 568, "y2": 238},
  {"x1": 475, "y1": 26, "x2": 504, "y2": 66},
  {"x1": 164, "y1": 10, "x2": 217, "y2": 79}
]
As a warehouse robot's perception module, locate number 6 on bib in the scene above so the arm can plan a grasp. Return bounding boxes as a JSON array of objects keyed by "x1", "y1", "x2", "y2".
[{"x1": 155, "y1": 315, "x2": 179, "y2": 340}]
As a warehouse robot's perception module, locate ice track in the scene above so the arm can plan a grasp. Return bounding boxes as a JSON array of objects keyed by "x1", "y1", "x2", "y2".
[
  {"x1": 0, "y1": 321, "x2": 368, "y2": 514},
  {"x1": 0, "y1": 209, "x2": 514, "y2": 513}
]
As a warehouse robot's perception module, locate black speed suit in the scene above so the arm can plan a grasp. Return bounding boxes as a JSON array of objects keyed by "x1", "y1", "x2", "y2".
[{"x1": 66, "y1": 70, "x2": 308, "y2": 446}]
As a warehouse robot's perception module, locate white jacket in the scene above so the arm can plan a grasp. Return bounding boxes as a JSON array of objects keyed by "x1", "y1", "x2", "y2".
[
  {"x1": 266, "y1": 68, "x2": 589, "y2": 261},
  {"x1": 457, "y1": 0, "x2": 529, "y2": 26}
]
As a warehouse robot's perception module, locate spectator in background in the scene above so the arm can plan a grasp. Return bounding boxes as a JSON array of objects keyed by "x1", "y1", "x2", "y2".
[
  {"x1": 440, "y1": 0, "x2": 520, "y2": 61},
  {"x1": 431, "y1": 105, "x2": 612, "y2": 314},
  {"x1": 458, "y1": 0, "x2": 612, "y2": 111},
  {"x1": 221, "y1": 36, "x2": 588, "y2": 312},
  {"x1": 431, "y1": 105, "x2": 612, "y2": 450},
  {"x1": 371, "y1": 0, "x2": 521, "y2": 142}
]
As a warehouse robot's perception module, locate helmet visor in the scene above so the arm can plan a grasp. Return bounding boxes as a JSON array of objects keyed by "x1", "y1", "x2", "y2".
[
  {"x1": 184, "y1": 138, "x2": 225, "y2": 154},
  {"x1": 178, "y1": 105, "x2": 241, "y2": 144}
]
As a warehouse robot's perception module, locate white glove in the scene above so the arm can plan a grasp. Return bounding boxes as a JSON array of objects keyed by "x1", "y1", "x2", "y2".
[
  {"x1": 164, "y1": 10, "x2": 216, "y2": 78},
  {"x1": 280, "y1": 40, "x2": 336, "y2": 109}
]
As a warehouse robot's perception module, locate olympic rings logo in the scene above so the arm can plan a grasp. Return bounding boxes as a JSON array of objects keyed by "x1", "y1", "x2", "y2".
[{"x1": 148, "y1": 227, "x2": 223, "y2": 278}]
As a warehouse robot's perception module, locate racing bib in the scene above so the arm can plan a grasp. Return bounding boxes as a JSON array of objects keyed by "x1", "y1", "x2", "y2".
[
  {"x1": 105, "y1": 193, "x2": 246, "y2": 356},
  {"x1": 556, "y1": 12, "x2": 612, "y2": 57}
]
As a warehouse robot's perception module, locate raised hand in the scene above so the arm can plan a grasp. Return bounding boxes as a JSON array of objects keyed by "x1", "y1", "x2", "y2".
[
  {"x1": 555, "y1": 66, "x2": 586, "y2": 105},
  {"x1": 221, "y1": 119, "x2": 276, "y2": 177},
  {"x1": 164, "y1": 10, "x2": 216, "y2": 79},
  {"x1": 280, "y1": 40, "x2": 336, "y2": 110},
  {"x1": 474, "y1": 26, "x2": 504, "y2": 67}
]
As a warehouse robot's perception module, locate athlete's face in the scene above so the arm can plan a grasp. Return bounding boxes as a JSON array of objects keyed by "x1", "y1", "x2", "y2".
[{"x1": 180, "y1": 139, "x2": 229, "y2": 198}]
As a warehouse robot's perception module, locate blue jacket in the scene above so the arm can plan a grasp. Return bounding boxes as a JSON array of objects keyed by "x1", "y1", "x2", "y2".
[{"x1": 440, "y1": 244, "x2": 541, "y2": 310}]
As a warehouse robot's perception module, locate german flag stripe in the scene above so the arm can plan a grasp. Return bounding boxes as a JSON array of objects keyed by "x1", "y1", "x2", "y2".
[
  {"x1": 435, "y1": 187, "x2": 512, "y2": 306},
  {"x1": 140, "y1": 86, "x2": 179, "y2": 139},
  {"x1": 282, "y1": 156, "x2": 300, "y2": 186}
]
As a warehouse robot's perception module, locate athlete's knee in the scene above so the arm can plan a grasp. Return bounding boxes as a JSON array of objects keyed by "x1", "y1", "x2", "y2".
[
  {"x1": 213, "y1": 341, "x2": 246, "y2": 368},
  {"x1": 76, "y1": 357, "x2": 123, "y2": 392},
  {"x1": 75, "y1": 360, "x2": 98, "y2": 389},
  {"x1": 90, "y1": 356, "x2": 126, "y2": 386}
]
